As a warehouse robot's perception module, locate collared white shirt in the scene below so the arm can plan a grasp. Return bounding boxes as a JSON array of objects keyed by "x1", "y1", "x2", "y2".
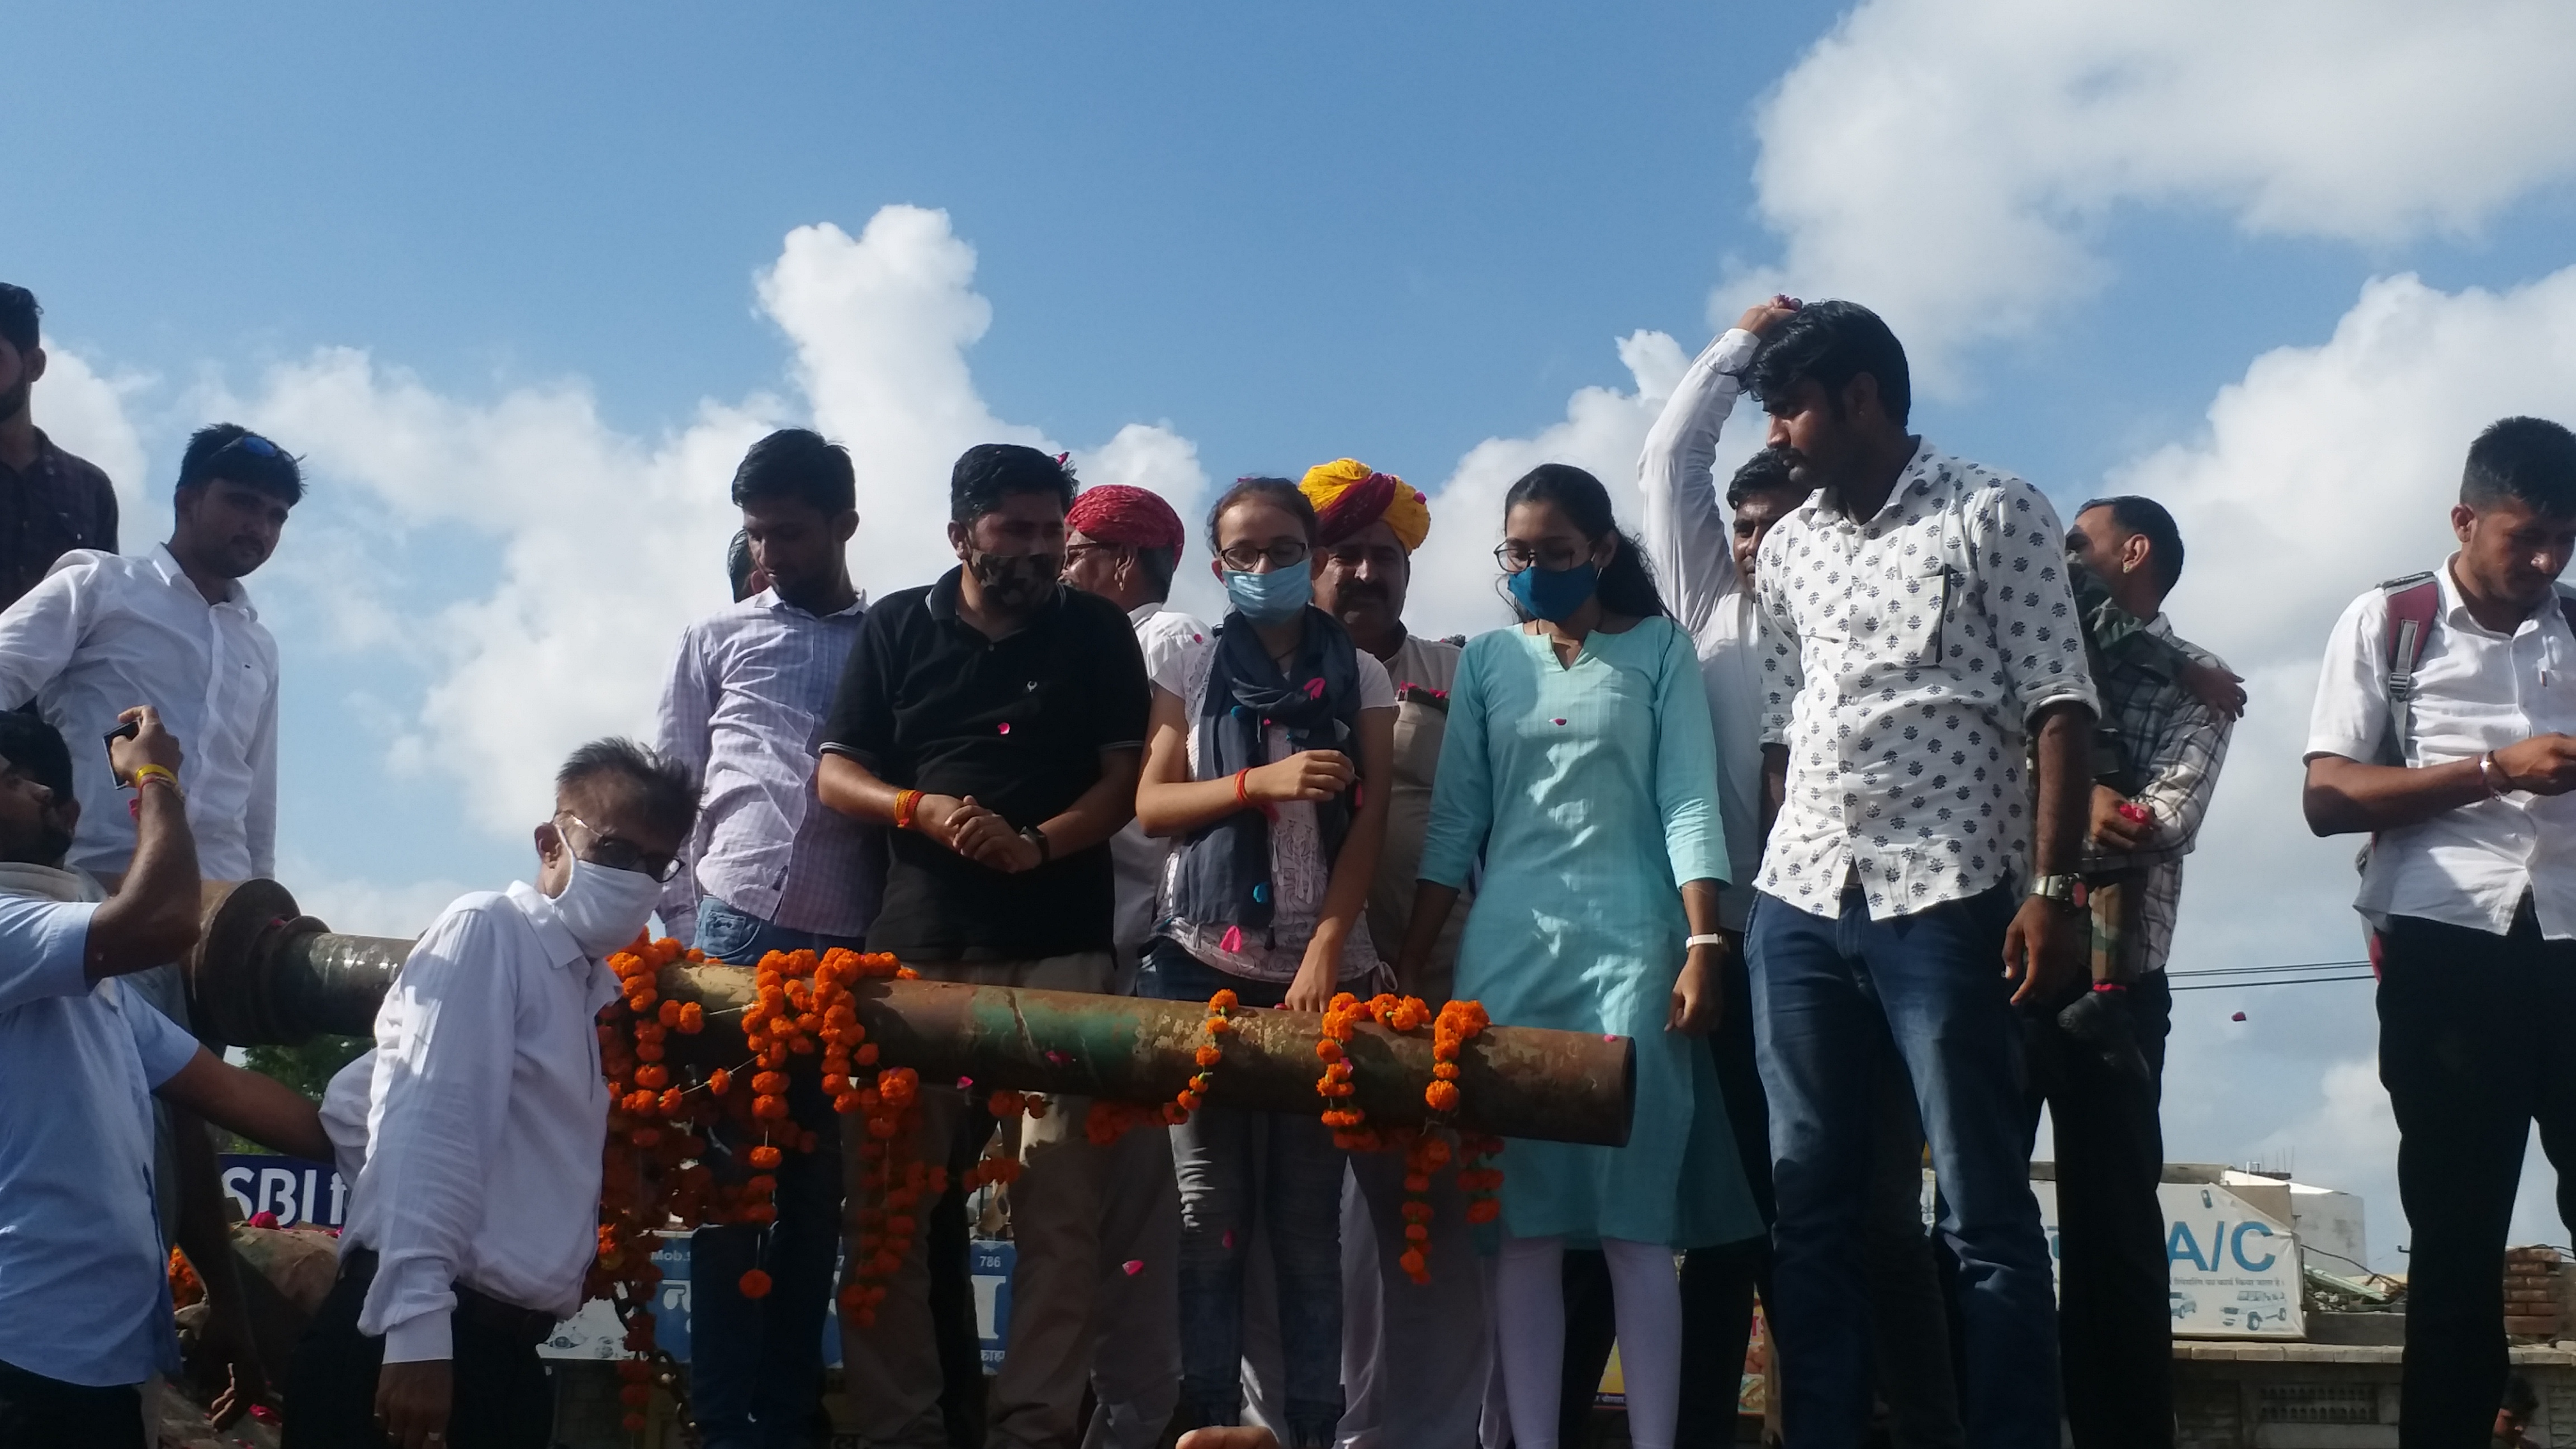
[
  {"x1": 1107, "y1": 603, "x2": 1211, "y2": 968},
  {"x1": 1755, "y1": 444, "x2": 2099, "y2": 919},
  {"x1": 655, "y1": 587, "x2": 883, "y2": 940},
  {"x1": 1639, "y1": 327, "x2": 1767, "y2": 929},
  {"x1": 0, "y1": 545, "x2": 278, "y2": 879},
  {"x1": 2305, "y1": 557, "x2": 2576, "y2": 939},
  {"x1": 325, "y1": 880, "x2": 615, "y2": 1362}
]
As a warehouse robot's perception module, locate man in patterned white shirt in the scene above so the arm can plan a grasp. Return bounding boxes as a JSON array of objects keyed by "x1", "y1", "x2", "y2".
[
  {"x1": 1744, "y1": 299, "x2": 2098, "y2": 1449},
  {"x1": 655, "y1": 428, "x2": 882, "y2": 1449}
]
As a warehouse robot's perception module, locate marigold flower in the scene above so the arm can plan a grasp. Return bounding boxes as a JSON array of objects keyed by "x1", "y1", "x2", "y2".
[
  {"x1": 737, "y1": 1268, "x2": 772, "y2": 1299},
  {"x1": 1466, "y1": 1200, "x2": 1501, "y2": 1224},
  {"x1": 1424, "y1": 1081, "x2": 1461, "y2": 1113},
  {"x1": 707, "y1": 1068, "x2": 731, "y2": 1096}
]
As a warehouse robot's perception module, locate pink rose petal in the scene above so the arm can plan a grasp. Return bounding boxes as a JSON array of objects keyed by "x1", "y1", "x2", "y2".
[
  {"x1": 1122, "y1": 1259, "x2": 1145, "y2": 1276},
  {"x1": 957, "y1": 1076, "x2": 974, "y2": 1090},
  {"x1": 1223, "y1": 1229, "x2": 1237, "y2": 1250},
  {"x1": 1219, "y1": 925, "x2": 1244, "y2": 953},
  {"x1": 997, "y1": 722, "x2": 1011, "y2": 735},
  {"x1": 2231, "y1": 1011, "x2": 2247, "y2": 1022},
  {"x1": 1552, "y1": 718, "x2": 1568, "y2": 726}
]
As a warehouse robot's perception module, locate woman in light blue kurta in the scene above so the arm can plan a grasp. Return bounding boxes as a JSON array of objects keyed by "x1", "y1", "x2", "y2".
[{"x1": 1397, "y1": 463, "x2": 1761, "y2": 1449}]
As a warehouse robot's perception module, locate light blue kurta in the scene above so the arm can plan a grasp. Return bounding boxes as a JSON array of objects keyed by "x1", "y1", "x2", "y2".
[{"x1": 1418, "y1": 617, "x2": 1763, "y2": 1248}]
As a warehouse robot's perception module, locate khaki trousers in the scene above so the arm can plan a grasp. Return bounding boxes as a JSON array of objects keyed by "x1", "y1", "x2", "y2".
[{"x1": 840, "y1": 951, "x2": 1116, "y2": 1449}]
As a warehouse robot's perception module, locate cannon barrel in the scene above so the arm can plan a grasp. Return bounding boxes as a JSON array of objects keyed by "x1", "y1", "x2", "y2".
[{"x1": 187, "y1": 881, "x2": 1635, "y2": 1147}]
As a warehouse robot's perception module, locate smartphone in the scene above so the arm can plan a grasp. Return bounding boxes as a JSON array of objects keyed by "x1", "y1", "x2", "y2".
[{"x1": 102, "y1": 718, "x2": 139, "y2": 766}]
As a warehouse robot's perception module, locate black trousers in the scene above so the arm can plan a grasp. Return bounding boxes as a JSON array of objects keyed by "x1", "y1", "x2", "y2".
[
  {"x1": 282, "y1": 1257, "x2": 553, "y2": 1449},
  {"x1": 2025, "y1": 973, "x2": 2174, "y2": 1449},
  {"x1": 2378, "y1": 912, "x2": 2576, "y2": 1449},
  {"x1": 0, "y1": 1357, "x2": 144, "y2": 1449}
]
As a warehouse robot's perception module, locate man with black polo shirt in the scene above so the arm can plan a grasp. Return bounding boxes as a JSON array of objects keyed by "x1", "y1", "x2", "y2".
[{"x1": 818, "y1": 443, "x2": 1152, "y2": 1449}]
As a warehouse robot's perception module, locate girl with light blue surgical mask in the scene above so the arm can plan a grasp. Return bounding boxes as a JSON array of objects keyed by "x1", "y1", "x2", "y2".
[{"x1": 1128, "y1": 476, "x2": 1399, "y2": 1446}]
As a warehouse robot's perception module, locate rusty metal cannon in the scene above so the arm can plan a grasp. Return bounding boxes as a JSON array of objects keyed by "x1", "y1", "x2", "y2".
[{"x1": 184, "y1": 880, "x2": 1636, "y2": 1146}]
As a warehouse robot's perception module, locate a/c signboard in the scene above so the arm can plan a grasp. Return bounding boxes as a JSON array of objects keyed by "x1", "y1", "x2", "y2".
[{"x1": 2031, "y1": 1179, "x2": 2303, "y2": 1339}]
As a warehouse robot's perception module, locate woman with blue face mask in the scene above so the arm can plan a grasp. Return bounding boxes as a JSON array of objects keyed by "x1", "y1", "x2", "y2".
[
  {"x1": 1132, "y1": 476, "x2": 1397, "y2": 1446},
  {"x1": 1394, "y1": 463, "x2": 1764, "y2": 1449}
]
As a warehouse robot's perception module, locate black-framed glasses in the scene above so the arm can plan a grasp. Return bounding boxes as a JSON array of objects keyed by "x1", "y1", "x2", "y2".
[
  {"x1": 1218, "y1": 541, "x2": 1310, "y2": 572},
  {"x1": 557, "y1": 811, "x2": 684, "y2": 882},
  {"x1": 1493, "y1": 541, "x2": 1592, "y2": 574}
]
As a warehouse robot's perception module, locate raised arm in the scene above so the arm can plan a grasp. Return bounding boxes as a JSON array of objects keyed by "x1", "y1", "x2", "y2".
[
  {"x1": 1638, "y1": 329, "x2": 1756, "y2": 636},
  {"x1": 88, "y1": 708, "x2": 202, "y2": 981}
]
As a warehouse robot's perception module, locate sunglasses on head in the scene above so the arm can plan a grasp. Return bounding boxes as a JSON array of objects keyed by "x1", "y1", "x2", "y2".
[{"x1": 212, "y1": 432, "x2": 285, "y2": 461}]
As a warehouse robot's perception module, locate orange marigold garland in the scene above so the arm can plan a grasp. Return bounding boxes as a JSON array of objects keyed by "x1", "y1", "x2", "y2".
[
  {"x1": 1313, "y1": 992, "x2": 1504, "y2": 1284},
  {"x1": 592, "y1": 934, "x2": 707, "y2": 1432},
  {"x1": 1086, "y1": 987, "x2": 1237, "y2": 1144}
]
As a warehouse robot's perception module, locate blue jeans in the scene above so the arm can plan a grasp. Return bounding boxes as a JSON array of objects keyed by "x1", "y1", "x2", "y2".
[
  {"x1": 1746, "y1": 884, "x2": 2059, "y2": 1449},
  {"x1": 1137, "y1": 940, "x2": 1344, "y2": 1448},
  {"x1": 689, "y1": 899, "x2": 861, "y2": 1449}
]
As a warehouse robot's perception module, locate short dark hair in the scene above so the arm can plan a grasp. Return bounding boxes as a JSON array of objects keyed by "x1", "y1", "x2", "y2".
[
  {"x1": 732, "y1": 427, "x2": 855, "y2": 515},
  {"x1": 0, "y1": 712, "x2": 75, "y2": 803},
  {"x1": 2461, "y1": 416, "x2": 2576, "y2": 517},
  {"x1": 1723, "y1": 448, "x2": 1803, "y2": 512},
  {"x1": 1205, "y1": 476, "x2": 1319, "y2": 554},
  {"x1": 0, "y1": 285, "x2": 37, "y2": 354},
  {"x1": 176, "y1": 424, "x2": 306, "y2": 505},
  {"x1": 557, "y1": 737, "x2": 700, "y2": 844},
  {"x1": 727, "y1": 529, "x2": 758, "y2": 600},
  {"x1": 1133, "y1": 544, "x2": 1179, "y2": 602},
  {"x1": 1744, "y1": 300, "x2": 1912, "y2": 428},
  {"x1": 951, "y1": 443, "x2": 1075, "y2": 525},
  {"x1": 2077, "y1": 494, "x2": 2187, "y2": 595}
]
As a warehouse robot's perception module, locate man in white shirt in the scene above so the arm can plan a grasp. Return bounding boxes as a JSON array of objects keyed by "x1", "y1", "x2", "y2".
[
  {"x1": 0, "y1": 705, "x2": 329, "y2": 1448},
  {"x1": 1061, "y1": 481, "x2": 1201, "y2": 1449},
  {"x1": 0, "y1": 422, "x2": 295, "y2": 886},
  {"x1": 1295, "y1": 459, "x2": 1490, "y2": 1449},
  {"x1": 287, "y1": 738, "x2": 700, "y2": 1449},
  {"x1": 1638, "y1": 303, "x2": 1961, "y2": 1448},
  {"x1": 1746, "y1": 300, "x2": 2097, "y2": 1448},
  {"x1": 656, "y1": 429, "x2": 883, "y2": 1449},
  {"x1": 2303, "y1": 416, "x2": 2576, "y2": 1446},
  {"x1": 0, "y1": 420, "x2": 301, "y2": 1417}
]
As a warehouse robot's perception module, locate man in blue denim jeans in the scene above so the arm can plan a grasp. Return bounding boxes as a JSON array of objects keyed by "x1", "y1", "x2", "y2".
[
  {"x1": 1742, "y1": 300, "x2": 2098, "y2": 1448},
  {"x1": 655, "y1": 428, "x2": 885, "y2": 1449}
]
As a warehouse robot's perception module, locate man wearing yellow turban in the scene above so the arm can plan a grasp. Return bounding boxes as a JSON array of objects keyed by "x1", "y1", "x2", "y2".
[{"x1": 1276, "y1": 458, "x2": 1488, "y2": 1449}]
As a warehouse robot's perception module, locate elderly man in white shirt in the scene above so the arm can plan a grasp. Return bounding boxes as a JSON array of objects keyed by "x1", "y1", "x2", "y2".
[
  {"x1": 288, "y1": 739, "x2": 700, "y2": 1449},
  {"x1": 2303, "y1": 416, "x2": 2576, "y2": 1447},
  {"x1": 1060, "y1": 481, "x2": 1203, "y2": 1449},
  {"x1": 1745, "y1": 300, "x2": 2097, "y2": 1449}
]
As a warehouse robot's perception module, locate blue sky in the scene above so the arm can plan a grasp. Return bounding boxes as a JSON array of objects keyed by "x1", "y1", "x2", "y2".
[{"x1": 16, "y1": 1, "x2": 2576, "y2": 1263}]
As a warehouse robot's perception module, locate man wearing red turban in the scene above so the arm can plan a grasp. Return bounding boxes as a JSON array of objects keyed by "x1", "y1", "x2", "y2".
[{"x1": 1059, "y1": 482, "x2": 1204, "y2": 1449}]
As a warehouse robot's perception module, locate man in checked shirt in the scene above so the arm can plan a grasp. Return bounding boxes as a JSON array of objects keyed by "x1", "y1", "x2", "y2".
[
  {"x1": 1745, "y1": 299, "x2": 2097, "y2": 1449},
  {"x1": 655, "y1": 428, "x2": 885, "y2": 1449},
  {"x1": 2044, "y1": 495, "x2": 2237, "y2": 1449}
]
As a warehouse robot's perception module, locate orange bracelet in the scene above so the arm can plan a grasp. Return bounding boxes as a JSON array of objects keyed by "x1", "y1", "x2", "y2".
[
  {"x1": 894, "y1": 789, "x2": 922, "y2": 831},
  {"x1": 1233, "y1": 769, "x2": 1254, "y2": 809}
]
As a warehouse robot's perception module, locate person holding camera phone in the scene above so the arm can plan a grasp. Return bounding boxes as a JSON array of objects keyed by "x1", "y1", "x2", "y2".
[{"x1": 0, "y1": 705, "x2": 330, "y2": 1446}]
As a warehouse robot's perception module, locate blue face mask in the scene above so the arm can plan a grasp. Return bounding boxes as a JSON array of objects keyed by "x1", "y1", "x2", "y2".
[
  {"x1": 1225, "y1": 566, "x2": 1313, "y2": 624},
  {"x1": 1507, "y1": 560, "x2": 1601, "y2": 623}
]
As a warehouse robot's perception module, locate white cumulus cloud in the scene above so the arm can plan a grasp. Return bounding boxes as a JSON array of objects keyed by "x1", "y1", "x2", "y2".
[
  {"x1": 2108, "y1": 264, "x2": 2576, "y2": 1262},
  {"x1": 1740, "y1": 0, "x2": 2576, "y2": 378}
]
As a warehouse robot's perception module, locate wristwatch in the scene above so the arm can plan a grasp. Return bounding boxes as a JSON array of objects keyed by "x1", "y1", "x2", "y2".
[
  {"x1": 1020, "y1": 826, "x2": 1053, "y2": 865},
  {"x1": 2028, "y1": 873, "x2": 2087, "y2": 911}
]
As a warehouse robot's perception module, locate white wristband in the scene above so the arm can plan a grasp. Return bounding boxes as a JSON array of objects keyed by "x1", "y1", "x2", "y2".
[{"x1": 1684, "y1": 934, "x2": 1729, "y2": 950}]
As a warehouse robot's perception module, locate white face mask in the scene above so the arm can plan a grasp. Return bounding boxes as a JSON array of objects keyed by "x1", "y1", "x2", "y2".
[{"x1": 550, "y1": 836, "x2": 664, "y2": 959}]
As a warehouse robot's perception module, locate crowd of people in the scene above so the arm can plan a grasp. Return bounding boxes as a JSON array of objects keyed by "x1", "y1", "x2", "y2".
[{"x1": 2, "y1": 272, "x2": 2574, "y2": 1449}]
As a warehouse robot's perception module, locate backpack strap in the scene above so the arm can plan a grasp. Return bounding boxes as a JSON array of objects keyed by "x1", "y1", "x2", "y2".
[{"x1": 2378, "y1": 572, "x2": 2439, "y2": 768}]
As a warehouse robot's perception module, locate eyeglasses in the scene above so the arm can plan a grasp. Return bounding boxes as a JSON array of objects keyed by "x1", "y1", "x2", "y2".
[
  {"x1": 1218, "y1": 541, "x2": 1310, "y2": 572},
  {"x1": 1493, "y1": 541, "x2": 1593, "y2": 574},
  {"x1": 557, "y1": 811, "x2": 684, "y2": 883}
]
